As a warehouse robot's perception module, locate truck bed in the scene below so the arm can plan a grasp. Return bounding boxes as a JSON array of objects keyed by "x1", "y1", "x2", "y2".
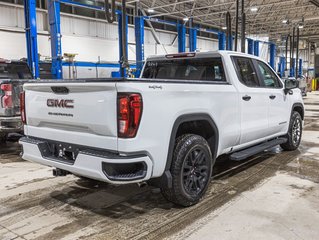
[{"x1": 22, "y1": 77, "x2": 230, "y2": 85}]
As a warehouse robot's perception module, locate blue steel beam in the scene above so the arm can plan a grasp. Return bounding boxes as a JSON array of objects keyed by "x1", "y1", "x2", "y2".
[
  {"x1": 135, "y1": 16, "x2": 144, "y2": 77},
  {"x1": 189, "y1": 27, "x2": 197, "y2": 52},
  {"x1": 227, "y1": 32, "x2": 233, "y2": 51},
  {"x1": 253, "y1": 41, "x2": 259, "y2": 56},
  {"x1": 247, "y1": 38, "x2": 254, "y2": 55},
  {"x1": 24, "y1": 0, "x2": 39, "y2": 79},
  {"x1": 298, "y1": 58, "x2": 303, "y2": 77},
  {"x1": 177, "y1": 23, "x2": 186, "y2": 53},
  {"x1": 218, "y1": 32, "x2": 226, "y2": 50},
  {"x1": 58, "y1": 0, "x2": 104, "y2": 11},
  {"x1": 118, "y1": 12, "x2": 128, "y2": 77},
  {"x1": 290, "y1": 58, "x2": 295, "y2": 77},
  {"x1": 48, "y1": 0, "x2": 63, "y2": 79},
  {"x1": 277, "y1": 63, "x2": 281, "y2": 75},
  {"x1": 144, "y1": 17, "x2": 177, "y2": 27},
  {"x1": 57, "y1": 0, "x2": 122, "y2": 14},
  {"x1": 144, "y1": 17, "x2": 220, "y2": 37},
  {"x1": 198, "y1": 27, "x2": 219, "y2": 35},
  {"x1": 269, "y1": 43, "x2": 276, "y2": 70},
  {"x1": 279, "y1": 56, "x2": 286, "y2": 77}
]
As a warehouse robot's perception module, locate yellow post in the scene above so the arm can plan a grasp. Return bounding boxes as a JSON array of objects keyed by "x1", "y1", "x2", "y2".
[{"x1": 312, "y1": 79, "x2": 317, "y2": 91}]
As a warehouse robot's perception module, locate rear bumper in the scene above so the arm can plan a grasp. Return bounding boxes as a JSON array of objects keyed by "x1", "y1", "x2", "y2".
[
  {"x1": 19, "y1": 137, "x2": 153, "y2": 184},
  {"x1": 0, "y1": 116, "x2": 23, "y2": 133}
]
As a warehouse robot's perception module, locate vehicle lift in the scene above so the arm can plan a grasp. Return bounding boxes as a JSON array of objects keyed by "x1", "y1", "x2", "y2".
[{"x1": 23, "y1": 0, "x2": 278, "y2": 79}]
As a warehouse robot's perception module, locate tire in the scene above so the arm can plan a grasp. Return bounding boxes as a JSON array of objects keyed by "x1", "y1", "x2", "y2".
[
  {"x1": 161, "y1": 134, "x2": 213, "y2": 207},
  {"x1": 280, "y1": 111, "x2": 302, "y2": 151},
  {"x1": 0, "y1": 133, "x2": 7, "y2": 143}
]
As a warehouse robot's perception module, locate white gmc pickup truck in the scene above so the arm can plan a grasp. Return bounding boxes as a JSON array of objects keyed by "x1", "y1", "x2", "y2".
[{"x1": 20, "y1": 51, "x2": 304, "y2": 206}]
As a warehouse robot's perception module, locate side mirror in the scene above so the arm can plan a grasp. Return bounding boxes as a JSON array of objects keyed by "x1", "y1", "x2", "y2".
[{"x1": 284, "y1": 79, "x2": 299, "y2": 94}]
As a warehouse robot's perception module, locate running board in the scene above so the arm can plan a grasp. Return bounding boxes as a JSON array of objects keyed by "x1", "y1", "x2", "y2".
[{"x1": 230, "y1": 138, "x2": 287, "y2": 161}]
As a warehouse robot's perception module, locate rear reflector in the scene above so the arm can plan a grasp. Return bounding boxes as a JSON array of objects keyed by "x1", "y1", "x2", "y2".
[
  {"x1": 20, "y1": 91, "x2": 26, "y2": 124},
  {"x1": 117, "y1": 93, "x2": 142, "y2": 138},
  {"x1": 165, "y1": 53, "x2": 196, "y2": 58},
  {"x1": 1, "y1": 83, "x2": 13, "y2": 108}
]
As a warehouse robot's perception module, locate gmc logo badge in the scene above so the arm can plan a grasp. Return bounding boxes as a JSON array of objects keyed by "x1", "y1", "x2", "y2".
[{"x1": 47, "y1": 99, "x2": 74, "y2": 108}]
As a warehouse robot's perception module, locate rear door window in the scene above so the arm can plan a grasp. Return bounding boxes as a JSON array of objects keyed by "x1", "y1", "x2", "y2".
[
  {"x1": 142, "y1": 57, "x2": 226, "y2": 82},
  {"x1": 232, "y1": 57, "x2": 260, "y2": 87}
]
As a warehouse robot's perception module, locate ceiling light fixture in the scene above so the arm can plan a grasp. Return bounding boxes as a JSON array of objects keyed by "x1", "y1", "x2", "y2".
[
  {"x1": 183, "y1": 17, "x2": 189, "y2": 22},
  {"x1": 250, "y1": 7, "x2": 258, "y2": 12},
  {"x1": 147, "y1": 9, "x2": 155, "y2": 13},
  {"x1": 298, "y1": 25, "x2": 304, "y2": 29},
  {"x1": 282, "y1": 19, "x2": 288, "y2": 24},
  {"x1": 222, "y1": 26, "x2": 227, "y2": 30}
]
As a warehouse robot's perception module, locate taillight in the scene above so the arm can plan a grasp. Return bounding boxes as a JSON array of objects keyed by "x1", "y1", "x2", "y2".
[
  {"x1": 1, "y1": 83, "x2": 13, "y2": 108},
  {"x1": 117, "y1": 93, "x2": 143, "y2": 138},
  {"x1": 20, "y1": 91, "x2": 26, "y2": 124}
]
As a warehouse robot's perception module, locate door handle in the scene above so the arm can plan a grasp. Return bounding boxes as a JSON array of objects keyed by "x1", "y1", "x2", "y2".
[
  {"x1": 242, "y1": 95, "x2": 251, "y2": 101},
  {"x1": 269, "y1": 95, "x2": 276, "y2": 100}
]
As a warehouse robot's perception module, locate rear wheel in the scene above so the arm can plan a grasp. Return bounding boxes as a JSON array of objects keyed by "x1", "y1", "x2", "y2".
[
  {"x1": 161, "y1": 134, "x2": 213, "y2": 207},
  {"x1": 280, "y1": 111, "x2": 302, "y2": 151}
]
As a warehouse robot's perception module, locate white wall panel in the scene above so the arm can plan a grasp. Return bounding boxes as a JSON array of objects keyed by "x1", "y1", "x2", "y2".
[
  {"x1": 36, "y1": 12, "x2": 46, "y2": 31},
  {"x1": 61, "y1": 16, "x2": 73, "y2": 34},
  {"x1": 17, "y1": 8, "x2": 25, "y2": 29},
  {"x1": 97, "y1": 67, "x2": 118, "y2": 78},
  {"x1": 96, "y1": 22, "x2": 106, "y2": 38},
  {"x1": 157, "y1": 31, "x2": 175, "y2": 45},
  {"x1": 144, "y1": 44, "x2": 156, "y2": 56},
  {"x1": 0, "y1": 6, "x2": 18, "y2": 27},
  {"x1": 0, "y1": 3, "x2": 222, "y2": 70},
  {"x1": 62, "y1": 35, "x2": 118, "y2": 61},
  {"x1": 197, "y1": 38, "x2": 218, "y2": 52},
  {"x1": 73, "y1": 18, "x2": 90, "y2": 36},
  {"x1": 128, "y1": 27, "x2": 135, "y2": 43},
  {"x1": 37, "y1": 35, "x2": 52, "y2": 58},
  {"x1": 144, "y1": 30, "x2": 156, "y2": 44},
  {"x1": 105, "y1": 24, "x2": 118, "y2": 40},
  {"x1": 0, "y1": 31, "x2": 27, "y2": 59}
]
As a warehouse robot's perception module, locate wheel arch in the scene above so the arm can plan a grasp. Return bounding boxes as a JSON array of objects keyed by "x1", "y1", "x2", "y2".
[
  {"x1": 292, "y1": 103, "x2": 304, "y2": 120},
  {"x1": 149, "y1": 113, "x2": 219, "y2": 189},
  {"x1": 165, "y1": 113, "x2": 219, "y2": 171}
]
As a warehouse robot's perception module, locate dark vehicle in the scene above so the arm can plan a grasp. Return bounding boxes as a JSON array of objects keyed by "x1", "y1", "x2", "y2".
[{"x1": 0, "y1": 59, "x2": 31, "y2": 142}]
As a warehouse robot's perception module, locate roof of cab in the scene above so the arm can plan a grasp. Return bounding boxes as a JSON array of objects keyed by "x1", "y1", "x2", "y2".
[{"x1": 146, "y1": 50, "x2": 264, "y2": 62}]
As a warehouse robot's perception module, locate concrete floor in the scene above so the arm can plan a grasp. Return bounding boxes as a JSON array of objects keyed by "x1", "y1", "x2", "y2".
[
  {"x1": 169, "y1": 173, "x2": 319, "y2": 240},
  {"x1": 169, "y1": 92, "x2": 319, "y2": 240},
  {"x1": 0, "y1": 92, "x2": 318, "y2": 240}
]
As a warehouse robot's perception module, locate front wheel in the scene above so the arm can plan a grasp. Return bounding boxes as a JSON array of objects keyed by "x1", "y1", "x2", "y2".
[
  {"x1": 280, "y1": 111, "x2": 302, "y2": 151},
  {"x1": 161, "y1": 134, "x2": 213, "y2": 207}
]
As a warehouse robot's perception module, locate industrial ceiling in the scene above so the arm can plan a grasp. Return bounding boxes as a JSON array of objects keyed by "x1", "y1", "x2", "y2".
[{"x1": 137, "y1": 0, "x2": 319, "y2": 42}]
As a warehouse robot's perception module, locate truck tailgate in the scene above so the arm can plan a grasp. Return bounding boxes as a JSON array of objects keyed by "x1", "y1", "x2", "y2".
[{"x1": 24, "y1": 82, "x2": 118, "y2": 150}]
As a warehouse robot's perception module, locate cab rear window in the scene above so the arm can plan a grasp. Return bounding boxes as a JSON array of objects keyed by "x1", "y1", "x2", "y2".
[{"x1": 142, "y1": 57, "x2": 226, "y2": 82}]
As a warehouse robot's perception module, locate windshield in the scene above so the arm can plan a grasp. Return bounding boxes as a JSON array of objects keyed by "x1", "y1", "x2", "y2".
[{"x1": 142, "y1": 57, "x2": 226, "y2": 82}]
